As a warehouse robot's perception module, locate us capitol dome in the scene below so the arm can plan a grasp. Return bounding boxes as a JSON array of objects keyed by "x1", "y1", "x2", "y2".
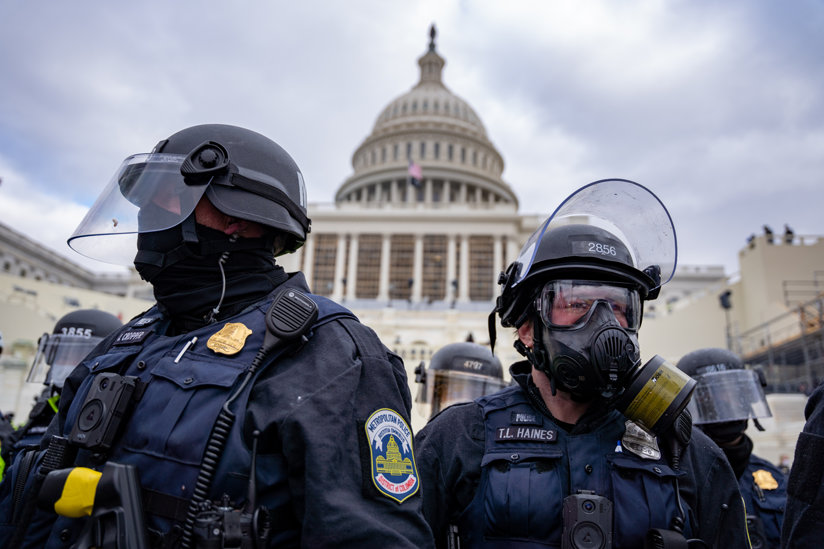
[
  {"x1": 280, "y1": 26, "x2": 539, "y2": 329},
  {"x1": 335, "y1": 25, "x2": 518, "y2": 210}
]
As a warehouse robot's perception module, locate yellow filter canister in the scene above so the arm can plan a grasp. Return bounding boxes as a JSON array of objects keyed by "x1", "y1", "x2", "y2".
[{"x1": 619, "y1": 355, "x2": 697, "y2": 436}]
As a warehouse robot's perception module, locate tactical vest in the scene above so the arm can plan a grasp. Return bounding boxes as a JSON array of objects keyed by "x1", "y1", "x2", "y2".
[
  {"x1": 455, "y1": 386, "x2": 691, "y2": 548},
  {"x1": 739, "y1": 454, "x2": 786, "y2": 549},
  {"x1": 44, "y1": 289, "x2": 356, "y2": 547}
]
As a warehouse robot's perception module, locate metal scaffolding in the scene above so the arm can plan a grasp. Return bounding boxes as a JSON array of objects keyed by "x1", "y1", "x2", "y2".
[{"x1": 737, "y1": 293, "x2": 824, "y2": 394}]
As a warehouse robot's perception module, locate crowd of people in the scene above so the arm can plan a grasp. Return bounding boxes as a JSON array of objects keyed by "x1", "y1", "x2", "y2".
[{"x1": 0, "y1": 123, "x2": 820, "y2": 548}]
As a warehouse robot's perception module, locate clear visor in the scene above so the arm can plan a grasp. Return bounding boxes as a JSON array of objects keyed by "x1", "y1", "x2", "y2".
[
  {"x1": 538, "y1": 280, "x2": 641, "y2": 330},
  {"x1": 687, "y1": 369, "x2": 772, "y2": 424},
  {"x1": 510, "y1": 179, "x2": 677, "y2": 290},
  {"x1": 27, "y1": 333, "x2": 103, "y2": 388},
  {"x1": 428, "y1": 370, "x2": 508, "y2": 417},
  {"x1": 67, "y1": 153, "x2": 211, "y2": 265}
]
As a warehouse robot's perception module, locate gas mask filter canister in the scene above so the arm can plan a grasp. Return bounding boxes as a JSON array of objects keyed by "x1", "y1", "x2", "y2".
[{"x1": 616, "y1": 355, "x2": 696, "y2": 436}]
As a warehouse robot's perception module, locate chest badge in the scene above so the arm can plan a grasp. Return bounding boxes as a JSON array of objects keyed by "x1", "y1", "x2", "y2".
[
  {"x1": 752, "y1": 469, "x2": 779, "y2": 490},
  {"x1": 206, "y1": 323, "x2": 253, "y2": 356},
  {"x1": 365, "y1": 408, "x2": 419, "y2": 503}
]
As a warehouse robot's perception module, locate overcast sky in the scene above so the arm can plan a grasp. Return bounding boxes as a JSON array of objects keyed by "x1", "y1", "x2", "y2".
[{"x1": 1, "y1": 0, "x2": 822, "y2": 277}]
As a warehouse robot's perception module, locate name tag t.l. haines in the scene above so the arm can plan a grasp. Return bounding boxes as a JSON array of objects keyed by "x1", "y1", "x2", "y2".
[{"x1": 496, "y1": 426, "x2": 557, "y2": 443}]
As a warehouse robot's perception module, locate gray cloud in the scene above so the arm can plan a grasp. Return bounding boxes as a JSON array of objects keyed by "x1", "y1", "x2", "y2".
[{"x1": 1, "y1": 0, "x2": 822, "y2": 275}]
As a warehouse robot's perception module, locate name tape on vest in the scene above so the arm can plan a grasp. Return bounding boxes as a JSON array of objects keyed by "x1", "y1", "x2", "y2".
[{"x1": 496, "y1": 426, "x2": 557, "y2": 443}]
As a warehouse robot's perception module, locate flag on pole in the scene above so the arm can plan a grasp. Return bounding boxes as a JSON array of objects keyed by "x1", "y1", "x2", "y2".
[{"x1": 407, "y1": 159, "x2": 422, "y2": 188}]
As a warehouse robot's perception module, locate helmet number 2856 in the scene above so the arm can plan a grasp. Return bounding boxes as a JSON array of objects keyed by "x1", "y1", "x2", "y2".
[{"x1": 587, "y1": 242, "x2": 617, "y2": 256}]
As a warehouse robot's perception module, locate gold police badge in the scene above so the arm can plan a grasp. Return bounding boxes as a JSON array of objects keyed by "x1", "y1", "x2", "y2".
[
  {"x1": 207, "y1": 323, "x2": 253, "y2": 356},
  {"x1": 752, "y1": 469, "x2": 779, "y2": 490}
]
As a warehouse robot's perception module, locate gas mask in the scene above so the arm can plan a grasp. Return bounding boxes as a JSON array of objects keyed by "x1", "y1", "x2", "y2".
[
  {"x1": 526, "y1": 280, "x2": 695, "y2": 435},
  {"x1": 533, "y1": 281, "x2": 640, "y2": 399}
]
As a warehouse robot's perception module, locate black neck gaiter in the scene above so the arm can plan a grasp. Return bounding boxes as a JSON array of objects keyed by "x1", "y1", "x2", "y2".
[
  {"x1": 136, "y1": 223, "x2": 288, "y2": 333},
  {"x1": 719, "y1": 432, "x2": 754, "y2": 480}
]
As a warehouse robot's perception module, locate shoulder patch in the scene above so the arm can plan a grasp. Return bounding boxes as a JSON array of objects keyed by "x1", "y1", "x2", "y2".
[{"x1": 364, "y1": 408, "x2": 419, "y2": 503}]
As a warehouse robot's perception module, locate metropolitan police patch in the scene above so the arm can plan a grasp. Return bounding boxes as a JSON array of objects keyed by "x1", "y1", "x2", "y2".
[{"x1": 365, "y1": 408, "x2": 419, "y2": 503}]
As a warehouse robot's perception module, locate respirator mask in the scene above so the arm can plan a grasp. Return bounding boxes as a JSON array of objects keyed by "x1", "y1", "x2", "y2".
[{"x1": 532, "y1": 279, "x2": 695, "y2": 436}]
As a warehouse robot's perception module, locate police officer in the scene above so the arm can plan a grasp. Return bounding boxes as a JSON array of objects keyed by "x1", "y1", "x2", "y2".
[
  {"x1": 415, "y1": 179, "x2": 750, "y2": 548},
  {"x1": 677, "y1": 347, "x2": 785, "y2": 548},
  {"x1": 781, "y1": 379, "x2": 824, "y2": 547},
  {"x1": 415, "y1": 341, "x2": 507, "y2": 421},
  {"x1": 1, "y1": 309, "x2": 123, "y2": 464},
  {"x1": 0, "y1": 124, "x2": 433, "y2": 548}
]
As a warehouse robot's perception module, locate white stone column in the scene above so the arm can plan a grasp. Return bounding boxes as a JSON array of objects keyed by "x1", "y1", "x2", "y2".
[
  {"x1": 331, "y1": 235, "x2": 347, "y2": 301},
  {"x1": 458, "y1": 234, "x2": 470, "y2": 302},
  {"x1": 412, "y1": 234, "x2": 423, "y2": 302},
  {"x1": 506, "y1": 236, "x2": 519, "y2": 266},
  {"x1": 278, "y1": 246, "x2": 301, "y2": 273},
  {"x1": 302, "y1": 235, "x2": 315, "y2": 292},
  {"x1": 346, "y1": 234, "x2": 359, "y2": 301},
  {"x1": 493, "y1": 235, "x2": 503, "y2": 301},
  {"x1": 391, "y1": 179, "x2": 399, "y2": 204},
  {"x1": 378, "y1": 234, "x2": 391, "y2": 301},
  {"x1": 446, "y1": 234, "x2": 457, "y2": 303},
  {"x1": 459, "y1": 182, "x2": 467, "y2": 204},
  {"x1": 424, "y1": 179, "x2": 433, "y2": 205}
]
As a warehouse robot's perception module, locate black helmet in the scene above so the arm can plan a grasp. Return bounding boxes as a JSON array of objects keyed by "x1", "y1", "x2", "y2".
[
  {"x1": 415, "y1": 342, "x2": 506, "y2": 419},
  {"x1": 27, "y1": 309, "x2": 123, "y2": 390},
  {"x1": 676, "y1": 347, "x2": 771, "y2": 426},
  {"x1": 68, "y1": 124, "x2": 310, "y2": 265}
]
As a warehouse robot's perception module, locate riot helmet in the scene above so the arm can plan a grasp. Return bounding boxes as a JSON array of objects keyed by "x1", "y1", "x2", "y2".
[
  {"x1": 677, "y1": 347, "x2": 771, "y2": 442},
  {"x1": 27, "y1": 309, "x2": 123, "y2": 390},
  {"x1": 492, "y1": 179, "x2": 693, "y2": 435},
  {"x1": 415, "y1": 342, "x2": 507, "y2": 419},
  {"x1": 68, "y1": 123, "x2": 310, "y2": 267},
  {"x1": 496, "y1": 179, "x2": 677, "y2": 331}
]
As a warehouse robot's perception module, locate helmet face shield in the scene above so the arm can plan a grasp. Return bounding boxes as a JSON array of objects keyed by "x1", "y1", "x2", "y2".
[
  {"x1": 509, "y1": 179, "x2": 677, "y2": 292},
  {"x1": 27, "y1": 333, "x2": 104, "y2": 389},
  {"x1": 537, "y1": 280, "x2": 642, "y2": 331},
  {"x1": 68, "y1": 153, "x2": 211, "y2": 265},
  {"x1": 687, "y1": 369, "x2": 772, "y2": 424},
  {"x1": 427, "y1": 370, "x2": 508, "y2": 417}
]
